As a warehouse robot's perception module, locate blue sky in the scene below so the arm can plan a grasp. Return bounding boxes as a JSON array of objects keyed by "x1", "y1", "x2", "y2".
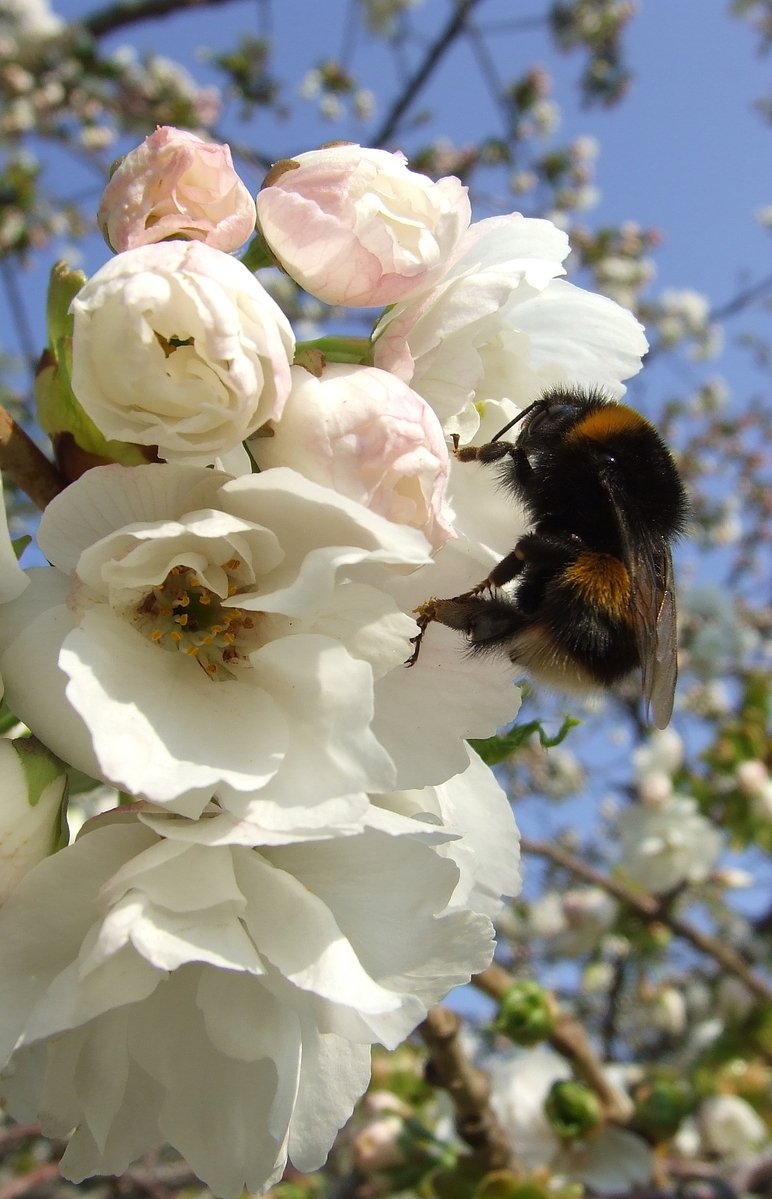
[{"x1": 25, "y1": 0, "x2": 770, "y2": 397}]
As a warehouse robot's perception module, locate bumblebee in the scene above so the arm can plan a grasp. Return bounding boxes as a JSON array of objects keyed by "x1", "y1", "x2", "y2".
[{"x1": 409, "y1": 387, "x2": 688, "y2": 728}]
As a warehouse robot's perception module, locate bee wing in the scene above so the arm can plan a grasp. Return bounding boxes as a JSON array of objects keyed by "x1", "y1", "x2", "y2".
[
  {"x1": 607, "y1": 487, "x2": 679, "y2": 728},
  {"x1": 633, "y1": 543, "x2": 678, "y2": 728}
]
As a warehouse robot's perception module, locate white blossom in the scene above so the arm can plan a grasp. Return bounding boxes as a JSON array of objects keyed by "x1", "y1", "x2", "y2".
[
  {"x1": 0, "y1": 807, "x2": 495, "y2": 1197},
  {"x1": 699, "y1": 1095, "x2": 769, "y2": 1160},
  {"x1": 0, "y1": 463, "x2": 432, "y2": 817},
  {"x1": 374, "y1": 212, "x2": 647, "y2": 442},
  {"x1": 252, "y1": 363, "x2": 454, "y2": 552},
  {"x1": 616, "y1": 795, "x2": 722, "y2": 893},
  {"x1": 488, "y1": 1048, "x2": 653, "y2": 1192},
  {"x1": 70, "y1": 242, "x2": 295, "y2": 465}
]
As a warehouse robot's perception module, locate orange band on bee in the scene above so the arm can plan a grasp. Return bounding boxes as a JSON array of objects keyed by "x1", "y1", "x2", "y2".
[
  {"x1": 567, "y1": 405, "x2": 647, "y2": 443},
  {"x1": 562, "y1": 552, "x2": 632, "y2": 620}
]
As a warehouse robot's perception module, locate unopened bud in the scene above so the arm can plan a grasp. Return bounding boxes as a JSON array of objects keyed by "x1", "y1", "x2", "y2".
[
  {"x1": 544, "y1": 1080, "x2": 602, "y2": 1141},
  {"x1": 494, "y1": 981, "x2": 556, "y2": 1045}
]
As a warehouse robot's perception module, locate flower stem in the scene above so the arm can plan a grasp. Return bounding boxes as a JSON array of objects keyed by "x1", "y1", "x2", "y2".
[{"x1": 294, "y1": 336, "x2": 373, "y2": 365}]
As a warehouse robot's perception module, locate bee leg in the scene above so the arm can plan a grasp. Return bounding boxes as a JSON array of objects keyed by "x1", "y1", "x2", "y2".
[
  {"x1": 406, "y1": 592, "x2": 524, "y2": 666},
  {"x1": 486, "y1": 545, "x2": 529, "y2": 589},
  {"x1": 405, "y1": 605, "x2": 436, "y2": 667}
]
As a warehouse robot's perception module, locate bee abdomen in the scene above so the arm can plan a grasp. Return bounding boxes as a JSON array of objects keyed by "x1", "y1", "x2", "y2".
[{"x1": 560, "y1": 552, "x2": 633, "y2": 622}]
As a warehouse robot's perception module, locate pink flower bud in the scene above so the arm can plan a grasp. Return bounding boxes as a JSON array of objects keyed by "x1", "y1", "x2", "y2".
[
  {"x1": 256, "y1": 144, "x2": 470, "y2": 307},
  {"x1": 98, "y1": 126, "x2": 257, "y2": 253},
  {"x1": 252, "y1": 363, "x2": 454, "y2": 551}
]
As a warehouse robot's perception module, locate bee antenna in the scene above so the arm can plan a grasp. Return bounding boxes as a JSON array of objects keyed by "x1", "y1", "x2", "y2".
[{"x1": 490, "y1": 399, "x2": 540, "y2": 444}]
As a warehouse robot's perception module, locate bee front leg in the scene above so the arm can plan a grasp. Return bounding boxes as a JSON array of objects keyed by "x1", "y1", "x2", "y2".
[
  {"x1": 406, "y1": 596, "x2": 469, "y2": 666},
  {"x1": 406, "y1": 591, "x2": 523, "y2": 666}
]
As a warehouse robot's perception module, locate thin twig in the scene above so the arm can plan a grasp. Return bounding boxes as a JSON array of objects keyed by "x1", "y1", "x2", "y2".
[
  {"x1": 473, "y1": 965, "x2": 633, "y2": 1123},
  {"x1": 80, "y1": 0, "x2": 239, "y2": 39},
  {"x1": 419, "y1": 1004, "x2": 513, "y2": 1170},
  {"x1": 370, "y1": 0, "x2": 486, "y2": 146},
  {"x1": 520, "y1": 837, "x2": 771, "y2": 1003},
  {"x1": 0, "y1": 407, "x2": 65, "y2": 510}
]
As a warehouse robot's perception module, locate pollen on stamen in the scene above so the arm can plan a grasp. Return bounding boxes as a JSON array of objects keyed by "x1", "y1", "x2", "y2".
[{"x1": 132, "y1": 562, "x2": 267, "y2": 681}]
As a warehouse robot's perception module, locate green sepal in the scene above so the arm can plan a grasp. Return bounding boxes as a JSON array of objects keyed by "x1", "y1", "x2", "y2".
[
  {"x1": 241, "y1": 227, "x2": 276, "y2": 272},
  {"x1": 36, "y1": 261, "x2": 147, "y2": 468},
  {"x1": 544, "y1": 1080, "x2": 602, "y2": 1141},
  {"x1": 12, "y1": 738, "x2": 69, "y2": 851},
  {"x1": 469, "y1": 715, "x2": 580, "y2": 766},
  {"x1": 494, "y1": 980, "x2": 555, "y2": 1045}
]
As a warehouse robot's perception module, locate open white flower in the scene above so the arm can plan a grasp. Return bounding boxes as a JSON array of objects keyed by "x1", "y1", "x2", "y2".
[
  {"x1": 70, "y1": 241, "x2": 295, "y2": 465},
  {"x1": 698, "y1": 1094, "x2": 769, "y2": 1160},
  {"x1": 617, "y1": 795, "x2": 722, "y2": 893},
  {"x1": 373, "y1": 213, "x2": 648, "y2": 442},
  {"x1": 489, "y1": 1048, "x2": 653, "y2": 1193},
  {"x1": 0, "y1": 463, "x2": 433, "y2": 816},
  {"x1": 0, "y1": 809, "x2": 494, "y2": 1197}
]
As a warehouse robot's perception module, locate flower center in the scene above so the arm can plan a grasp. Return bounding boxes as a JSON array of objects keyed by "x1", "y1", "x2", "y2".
[{"x1": 132, "y1": 560, "x2": 262, "y2": 681}]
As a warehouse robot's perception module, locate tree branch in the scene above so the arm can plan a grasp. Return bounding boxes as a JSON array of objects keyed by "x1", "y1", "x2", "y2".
[
  {"x1": 419, "y1": 1004, "x2": 513, "y2": 1170},
  {"x1": 0, "y1": 408, "x2": 65, "y2": 510},
  {"x1": 80, "y1": 0, "x2": 240, "y2": 39},
  {"x1": 520, "y1": 836, "x2": 771, "y2": 1003},
  {"x1": 473, "y1": 965, "x2": 633, "y2": 1123},
  {"x1": 370, "y1": 0, "x2": 486, "y2": 147}
]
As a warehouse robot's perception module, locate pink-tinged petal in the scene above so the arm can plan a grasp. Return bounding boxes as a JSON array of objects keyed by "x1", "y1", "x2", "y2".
[
  {"x1": 256, "y1": 144, "x2": 470, "y2": 307},
  {"x1": 98, "y1": 127, "x2": 256, "y2": 253},
  {"x1": 254, "y1": 363, "x2": 453, "y2": 551}
]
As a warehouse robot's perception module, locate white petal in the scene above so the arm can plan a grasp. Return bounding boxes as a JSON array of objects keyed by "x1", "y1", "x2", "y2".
[
  {"x1": 38, "y1": 463, "x2": 227, "y2": 573},
  {"x1": 290, "y1": 1027, "x2": 372, "y2": 1171},
  {"x1": 509, "y1": 277, "x2": 648, "y2": 394},
  {"x1": 61, "y1": 607, "x2": 288, "y2": 806},
  {"x1": 246, "y1": 634, "x2": 396, "y2": 803}
]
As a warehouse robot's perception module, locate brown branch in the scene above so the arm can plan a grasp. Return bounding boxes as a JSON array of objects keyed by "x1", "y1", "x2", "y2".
[
  {"x1": 0, "y1": 1125, "x2": 43, "y2": 1160},
  {"x1": 472, "y1": 965, "x2": 632, "y2": 1124},
  {"x1": 520, "y1": 837, "x2": 771, "y2": 1003},
  {"x1": 371, "y1": 0, "x2": 486, "y2": 147},
  {"x1": 80, "y1": 0, "x2": 240, "y2": 39},
  {"x1": 0, "y1": 1162, "x2": 61, "y2": 1199},
  {"x1": 0, "y1": 408, "x2": 65, "y2": 510},
  {"x1": 419, "y1": 1004, "x2": 513, "y2": 1170}
]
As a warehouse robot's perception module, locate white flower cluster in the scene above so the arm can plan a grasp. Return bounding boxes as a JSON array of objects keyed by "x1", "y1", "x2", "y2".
[{"x1": 0, "y1": 133, "x2": 648, "y2": 1196}]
